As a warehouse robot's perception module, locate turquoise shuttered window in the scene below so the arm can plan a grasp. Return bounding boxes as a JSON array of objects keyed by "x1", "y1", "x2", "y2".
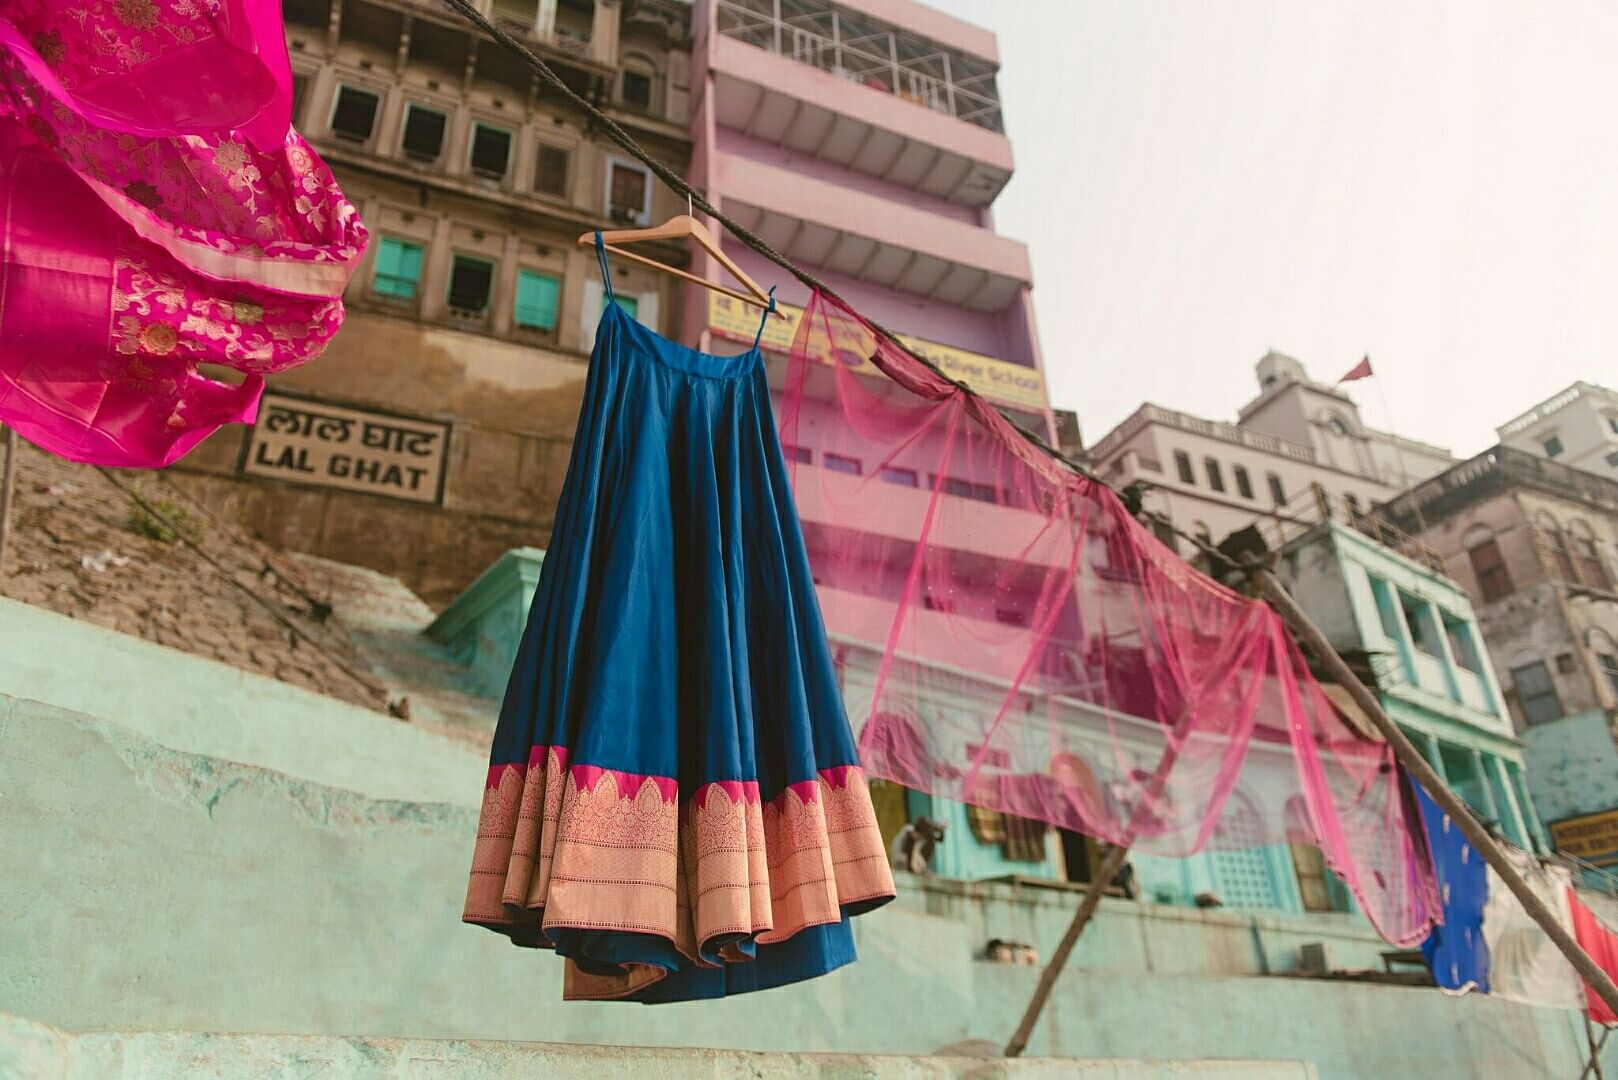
[
  {"x1": 373, "y1": 237, "x2": 423, "y2": 299},
  {"x1": 514, "y1": 270, "x2": 560, "y2": 330},
  {"x1": 602, "y1": 293, "x2": 638, "y2": 320}
]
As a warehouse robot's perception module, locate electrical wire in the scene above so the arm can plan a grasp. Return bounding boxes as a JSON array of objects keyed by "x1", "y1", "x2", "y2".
[
  {"x1": 435, "y1": 2, "x2": 1312, "y2": 585},
  {"x1": 437, "y1": 0, "x2": 1101, "y2": 486},
  {"x1": 94, "y1": 466, "x2": 387, "y2": 702}
]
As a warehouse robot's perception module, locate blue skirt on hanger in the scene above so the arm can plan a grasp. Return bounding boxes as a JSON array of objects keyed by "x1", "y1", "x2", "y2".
[{"x1": 463, "y1": 234, "x2": 895, "y2": 1002}]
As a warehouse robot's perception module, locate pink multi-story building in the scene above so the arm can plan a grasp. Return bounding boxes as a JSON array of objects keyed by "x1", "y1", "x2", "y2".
[
  {"x1": 682, "y1": 0, "x2": 1049, "y2": 435},
  {"x1": 681, "y1": 0, "x2": 1066, "y2": 877}
]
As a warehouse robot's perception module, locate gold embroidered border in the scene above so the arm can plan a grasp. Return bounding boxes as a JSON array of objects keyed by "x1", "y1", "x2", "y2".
[{"x1": 464, "y1": 752, "x2": 896, "y2": 972}]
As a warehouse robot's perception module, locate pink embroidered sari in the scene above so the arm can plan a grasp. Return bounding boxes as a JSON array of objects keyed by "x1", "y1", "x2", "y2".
[{"x1": 0, "y1": 0, "x2": 365, "y2": 467}]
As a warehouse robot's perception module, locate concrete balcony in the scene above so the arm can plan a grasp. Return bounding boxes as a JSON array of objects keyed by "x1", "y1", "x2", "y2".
[
  {"x1": 713, "y1": 151, "x2": 1030, "y2": 310},
  {"x1": 792, "y1": 461, "x2": 1070, "y2": 569},
  {"x1": 708, "y1": 30, "x2": 1014, "y2": 206}
]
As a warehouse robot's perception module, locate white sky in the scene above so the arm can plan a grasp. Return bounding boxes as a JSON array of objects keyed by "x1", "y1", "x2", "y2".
[{"x1": 927, "y1": 0, "x2": 1618, "y2": 456}]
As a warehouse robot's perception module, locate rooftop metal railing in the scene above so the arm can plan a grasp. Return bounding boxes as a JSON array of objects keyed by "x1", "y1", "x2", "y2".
[{"x1": 715, "y1": 0, "x2": 1005, "y2": 133}]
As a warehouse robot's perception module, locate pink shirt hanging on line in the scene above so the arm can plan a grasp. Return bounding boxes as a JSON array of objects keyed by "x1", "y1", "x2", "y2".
[{"x1": 0, "y1": 0, "x2": 365, "y2": 468}]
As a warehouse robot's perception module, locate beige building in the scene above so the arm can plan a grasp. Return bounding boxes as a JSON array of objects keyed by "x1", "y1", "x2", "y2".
[
  {"x1": 1377, "y1": 446, "x2": 1618, "y2": 861},
  {"x1": 173, "y1": 0, "x2": 694, "y2": 605},
  {"x1": 1084, "y1": 351, "x2": 1455, "y2": 556},
  {"x1": 1497, "y1": 381, "x2": 1618, "y2": 480}
]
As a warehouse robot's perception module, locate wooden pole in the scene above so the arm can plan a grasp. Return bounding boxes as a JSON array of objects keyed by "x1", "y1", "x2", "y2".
[
  {"x1": 1582, "y1": 1014, "x2": 1607, "y2": 1080},
  {"x1": 1253, "y1": 564, "x2": 1618, "y2": 1020},
  {"x1": 1003, "y1": 841, "x2": 1131, "y2": 1058},
  {"x1": 1004, "y1": 669, "x2": 1205, "y2": 1056},
  {"x1": 0, "y1": 426, "x2": 16, "y2": 574}
]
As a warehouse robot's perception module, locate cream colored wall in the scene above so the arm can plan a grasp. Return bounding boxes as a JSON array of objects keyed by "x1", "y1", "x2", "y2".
[
  {"x1": 1102, "y1": 420, "x2": 1398, "y2": 552},
  {"x1": 1498, "y1": 383, "x2": 1618, "y2": 478}
]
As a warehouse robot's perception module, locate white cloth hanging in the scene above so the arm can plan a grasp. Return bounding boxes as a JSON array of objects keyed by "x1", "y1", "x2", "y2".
[{"x1": 1481, "y1": 848, "x2": 1584, "y2": 1010}]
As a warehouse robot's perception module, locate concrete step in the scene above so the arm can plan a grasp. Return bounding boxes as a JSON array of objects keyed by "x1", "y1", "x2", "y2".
[
  {"x1": 0, "y1": 1016, "x2": 1314, "y2": 1080},
  {"x1": 0, "y1": 628, "x2": 1608, "y2": 1080}
]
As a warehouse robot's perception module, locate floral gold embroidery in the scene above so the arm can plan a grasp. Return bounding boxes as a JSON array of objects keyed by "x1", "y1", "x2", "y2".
[
  {"x1": 31, "y1": 31, "x2": 66, "y2": 67},
  {"x1": 232, "y1": 299, "x2": 265, "y2": 326},
  {"x1": 24, "y1": 116, "x2": 57, "y2": 147},
  {"x1": 123, "y1": 180, "x2": 162, "y2": 209},
  {"x1": 211, "y1": 140, "x2": 249, "y2": 176},
  {"x1": 137, "y1": 323, "x2": 178, "y2": 356},
  {"x1": 463, "y1": 752, "x2": 896, "y2": 979},
  {"x1": 112, "y1": 0, "x2": 161, "y2": 31}
]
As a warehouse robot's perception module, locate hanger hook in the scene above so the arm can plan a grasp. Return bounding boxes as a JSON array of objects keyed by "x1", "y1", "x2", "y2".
[{"x1": 687, "y1": 192, "x2": 693, "y2": 218}]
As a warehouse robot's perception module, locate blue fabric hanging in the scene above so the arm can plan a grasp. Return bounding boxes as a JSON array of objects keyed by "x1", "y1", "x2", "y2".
[
  {"x1": 461, "y1": 235, "x2": 893, "y2": 1003},
  {"x1": 1416, "y1": 780, "x2": 1490, "y2": 993}
]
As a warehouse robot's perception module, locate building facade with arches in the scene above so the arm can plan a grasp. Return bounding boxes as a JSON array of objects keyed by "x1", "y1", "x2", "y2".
[{"x1": 1380, "y1": 445, "x2": 1618, "y2": 880}]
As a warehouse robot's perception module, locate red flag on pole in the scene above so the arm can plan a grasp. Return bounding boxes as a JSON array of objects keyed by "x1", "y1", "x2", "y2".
[{"x1": 1336, "y1": 356, "x2": 1373, "y2": 384}]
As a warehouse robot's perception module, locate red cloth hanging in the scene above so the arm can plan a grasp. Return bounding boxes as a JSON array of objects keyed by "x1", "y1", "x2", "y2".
[{"x1": 1568, "y1": 889, "x2": 1618, "y2": 1025}]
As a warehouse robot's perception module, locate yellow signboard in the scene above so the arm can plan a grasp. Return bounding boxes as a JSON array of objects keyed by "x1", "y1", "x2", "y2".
[
  {"x1": 1550, "y1": 808, "x2": 1618, "y2": 866},
  {"x1": 707, "y1": 293, "x2": 1048, "y2": 412}
]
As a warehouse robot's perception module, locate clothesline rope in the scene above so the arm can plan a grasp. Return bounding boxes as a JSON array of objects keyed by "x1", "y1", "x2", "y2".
[
  {"x1": 92, "y1": 465, "x2": 387, "y2": 703},
  {"x1": 432, "y1": 0, "x2": 1618, "y2": 1033},
  {"x1": 436, "y1": 0, "x2": 1101, "y2": 488},
  {"x1": 438, "y1": 0, "x2": 1256, "y2": 577}
]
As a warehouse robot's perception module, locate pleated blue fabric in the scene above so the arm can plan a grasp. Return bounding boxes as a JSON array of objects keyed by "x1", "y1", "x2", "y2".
[{"x1": 462, "y1": 234, "x2": 894, "y2": 1002}]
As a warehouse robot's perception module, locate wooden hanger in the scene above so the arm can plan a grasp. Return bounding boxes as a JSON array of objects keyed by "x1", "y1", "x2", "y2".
[{"x1": 578, "y1": 200, "x2": 783, "y2": 317}]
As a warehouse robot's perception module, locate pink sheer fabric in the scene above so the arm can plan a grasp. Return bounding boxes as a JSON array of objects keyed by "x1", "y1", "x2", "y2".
[
  {"x1": 780, "y1": 290, "x2": 1439, "y2": 947},
  {"x1": 0, "y1": 0, "x2": 365, "y2": 467}
]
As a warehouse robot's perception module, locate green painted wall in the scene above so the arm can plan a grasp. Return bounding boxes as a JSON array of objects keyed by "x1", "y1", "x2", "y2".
[
  {"x1": 0, "y1": 685, "x2": 1609, "y2": 1080},
  {"x1": 0, "y1": 1015, "x2": 1317, "y2": 1079},
  {"x1": 0, "y1": 598, "x2": 484, "y2": 805}
]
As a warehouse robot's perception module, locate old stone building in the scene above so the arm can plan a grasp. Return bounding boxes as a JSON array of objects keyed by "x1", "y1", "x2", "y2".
[
  {"x1": 1379, "y1": 447, "x2": 1618, "y2": 875},
  {"x1": 171, "y1": 0, "x2": 694, "y2": 605}
]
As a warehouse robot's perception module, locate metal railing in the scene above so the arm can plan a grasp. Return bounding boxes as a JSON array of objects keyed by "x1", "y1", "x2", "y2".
[
  {"x1": 715, "y1": 0, "x2": 1005, "y2": 132},
  {"x1": 1260, "y1": 483, "x2": 1447, "y2": 575},
  {"x1": 485, "y1": 0, "x2": 599, "y2": 59},
  {"x1": 1383, "y1": 445, "x2": 1618, "y2": 532},
  {"x1": 1086, "y1": 404, "x2": 1321, "y2": 466}
]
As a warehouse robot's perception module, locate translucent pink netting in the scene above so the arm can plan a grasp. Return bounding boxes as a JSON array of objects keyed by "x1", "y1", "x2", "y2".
[
  {"x1": 0, "y1": 0, "x2": 365, "y2": 467},
  {"x1": 779, "y1": 291, "x2": 1439, "y2": 946}
]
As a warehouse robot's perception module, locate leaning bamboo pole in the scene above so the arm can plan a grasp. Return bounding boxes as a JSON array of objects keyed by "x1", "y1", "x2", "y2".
[
  {"x1": 1003, "y1": 842, "x2": 1131, "y2": 1057},
  {"x1": 1254, "y1": 564, "x2": 1618, "y2": 1019},
  {"x1": 1003, "y1": 561, "x2": 1618, "y2": 1057},
  {"x1": 0, "y1": 427, "x2": 15, "y2": 574}
]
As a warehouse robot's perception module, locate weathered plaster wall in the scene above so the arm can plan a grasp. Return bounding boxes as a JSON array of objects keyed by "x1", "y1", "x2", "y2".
[
  {"x1": 1416, "y1": 489, "x2": 1548, "y2": 601},
  {"x1": 1276, "y1": 528, "x2": 1360, "y2": 653},
  {"x1": 1, "y1": 691, "x2": 1609, "y2": 1080},
  {"x1": 0, "y1": 598, "x2": 483, "y2": 805},
  {"x1": 172, "y1": 305, "x2": 588, "y2": 607},
  {"x1": 0, "y1": 1015, "x2": 1315, "y2": 1080},
  {"x1": 1476, "y1": 584, "x2": 1587, "y2": 723},
  {"x1": 1524, "y1": 709, "x2": 1618, "y2": 825}
]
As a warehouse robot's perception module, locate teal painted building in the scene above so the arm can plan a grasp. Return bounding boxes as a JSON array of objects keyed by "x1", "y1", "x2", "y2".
[
  {"x1": 7, "y1": 547, "x2": 1616, "y2": 1077},
  {"x1": 420, "y1": 536, "x2": 1543, "y2": 915},
  {"x1": 1276, "y1": 520, "x2": 1544, "y2": 851},
  {"x1": 870, "y1": 520, "x2": 1547, "y2": 916}
]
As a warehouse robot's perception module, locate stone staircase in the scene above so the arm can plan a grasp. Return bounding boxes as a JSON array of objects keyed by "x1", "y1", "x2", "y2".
[{"x1": 0, "y1": 1016, "x2": 1309, "y2": 1080}]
